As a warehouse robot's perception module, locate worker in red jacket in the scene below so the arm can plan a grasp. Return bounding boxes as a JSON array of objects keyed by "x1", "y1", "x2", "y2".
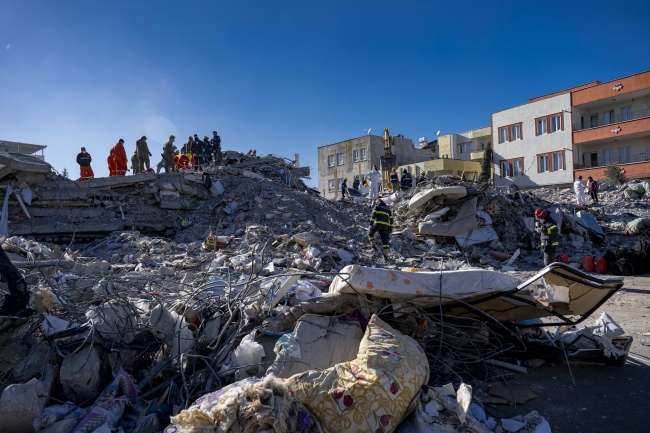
[
  {"x1": 107, "y1": 149, "x2": 117, "y2": 176},
  {"x1": 111, "y1": 138, "x2": 128, "y2": 176}
]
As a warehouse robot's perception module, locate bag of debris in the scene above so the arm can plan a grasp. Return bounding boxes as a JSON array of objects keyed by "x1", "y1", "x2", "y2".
[
  {"x1": 626, "y1": 217, "x2": 650, "y2": 234},
  {"x1": 285, "y1": 315, "x2": 429, "y2": 433}
]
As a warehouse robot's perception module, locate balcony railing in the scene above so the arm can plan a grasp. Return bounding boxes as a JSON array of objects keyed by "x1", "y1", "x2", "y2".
[
  {"x1": 574, "y1": 151, "x2": 650, "y2": 169},
  {"x1": 573, "y1": 108, "x2": 650, "y2": 131},
  {"x1": 470, "y1": 151, "x2": 485, "y2": 160}
]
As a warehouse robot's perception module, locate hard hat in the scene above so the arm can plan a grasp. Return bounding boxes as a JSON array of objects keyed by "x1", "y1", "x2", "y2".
[
  {"x1": 391, "y1": 167, "x2": 396, "y2": 172},
  {"x1": 344, "y1": 178, "x2": 348, "y2": 181},
  {"x1": 203, "y1": 136, "x2": 208, "y2": 140},
  {"x1": 534, "y1": 208, "x2": 549, "y2": 219},
  {"x1": 188, "y1": 135, "x2": 193, "y2": 139},
  {"x1": 375, "y1": 198, "x2": 383, "y2": 204}
]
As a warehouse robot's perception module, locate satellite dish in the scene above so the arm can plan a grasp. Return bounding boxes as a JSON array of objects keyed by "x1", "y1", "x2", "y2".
[
  {"x1": 368, "y1": 128, "x2": 371, "y2": 135},
  {"x1": 436, "y1": 130, "x2": 440, "y2": 136}
]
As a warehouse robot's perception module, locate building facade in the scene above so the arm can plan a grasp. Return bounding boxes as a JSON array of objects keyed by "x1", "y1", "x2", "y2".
[
  {"x1": 571, "y1": 70, "x2": 650, "y2": 181},
  {"x1": 492, "y1": 70, "x2": 650, "y2": 187},
  {"x1": 0, "y1": 140, "x2": 47, "y2": 160},
  {"x1": 437, "y1": 126, "x2": 491, "y2": 162},
  {"x1": 317, "y1": 134, "x2": 433, "y2": 199}
]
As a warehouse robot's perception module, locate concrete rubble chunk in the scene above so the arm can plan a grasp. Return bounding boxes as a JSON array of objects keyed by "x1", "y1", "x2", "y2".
[
  {"x1": 292, "y1": 232, "x2": 319, "y2": 246},
  {"x1": 59, "y1": 345, "x2": 103, "y2": 404},
  {"x1": 0, "y1": 369, "x2": 54, "y2": 433}
]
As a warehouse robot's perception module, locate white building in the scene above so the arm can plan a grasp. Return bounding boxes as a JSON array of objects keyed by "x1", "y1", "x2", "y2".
[{"x1": 491, "y1": 92, "x2": 574, "y2": 188}]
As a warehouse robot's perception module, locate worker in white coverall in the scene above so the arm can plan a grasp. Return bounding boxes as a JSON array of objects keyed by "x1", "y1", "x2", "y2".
[
  {"x1": 574, "y1": 175, "x2": 586, "y2": 205},
  {"x1": 366, "y1": 165, "x2": 382, "y2": 203}
]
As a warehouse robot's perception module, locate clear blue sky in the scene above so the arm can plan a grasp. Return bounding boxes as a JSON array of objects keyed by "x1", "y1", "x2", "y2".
[{"x1": 2, "y1": 1, "x2": 649, "y2": 184}]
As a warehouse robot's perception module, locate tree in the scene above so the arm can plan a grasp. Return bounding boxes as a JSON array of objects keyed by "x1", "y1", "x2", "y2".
[
  {"x1": 479, "y1": 141, "x2": 492, "y2": 183},
  {"x1": 604, "y1": 163, "x2": 627, "y2": 186},
  {"x1": 62, "y1": 168, "x2": 69, "y2": 179}
]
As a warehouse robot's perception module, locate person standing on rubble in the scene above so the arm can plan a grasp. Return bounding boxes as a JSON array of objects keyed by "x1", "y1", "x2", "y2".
[
  {"x1": 340, "y1": 178, "x2": 348, "y2": 199},
  {"x1": 136, "y1": 136, "x2": 152, "y2": 173},
  {"x1": 76, "y1": 147, "x2": 94, "y2": 181},
  {"x1": 112, "y1": 138, "x2": 128, "y2": 176},
  {"x1": 587, "y1": 176, "x2": 599, "y2": 205},
  {"x1": 352, "y1": 175, "x2": 360, "y2": 190},
  {"x1": 107, "y1": 149, "x2": 117, "y2": 177},
  {"x1": 192, "y1": 134, "x2": 204, "y2": 169},
  {"x1": 131, "y1": 150, "x2": 140, "y2": 174},
  {"x1": 390, "y1": 168, "x2": 399, "y2": 193},
  {"x1": 535, "y1": 208, "x2": 559, "y2": 266},
  {"x1": 202, "y1": 135, "x2": 212, "y2": 163},
  {"x1": 368, "y1": 198, "x2": 393, "y2": 258},
  {"x1": 366, "y1": 165, "x2": 381, "y2": 203},
  {"x1": 211, "y1": 131, "x2": 222, "y2": 163},
  {"x1": 400, "y1": 169, "x2": 412, "y2": 192},
  {"x1": 574, "y1": 175, "x2": 586, "y2": 206},
  {"x1": 162, "y1": 135, "x2": 177, "y2": 173}
]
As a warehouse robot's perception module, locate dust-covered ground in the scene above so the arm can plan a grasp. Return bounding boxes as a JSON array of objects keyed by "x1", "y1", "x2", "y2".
[{"x1": 486, "y1": 274, "x2": 650, "y2": 433}]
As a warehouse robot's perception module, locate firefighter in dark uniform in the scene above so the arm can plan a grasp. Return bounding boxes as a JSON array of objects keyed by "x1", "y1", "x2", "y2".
[
  {"x1": 535, "y1": 208, "x2": 559, "y2": 266},
  {"x1": 368, "y1": 198, "x2": 393, "y2": 258}
]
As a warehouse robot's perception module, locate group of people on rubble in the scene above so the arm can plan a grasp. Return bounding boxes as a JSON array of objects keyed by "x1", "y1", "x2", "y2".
[
  {"x1": 573, "y1": 175, "x2": 599, "y2": 206},
  {"x1": 339, "y1": 165, "x2": 427, "y2": 202},
  {"x1": 75, "y1": 131, "x2": 222, "y2": 181}
]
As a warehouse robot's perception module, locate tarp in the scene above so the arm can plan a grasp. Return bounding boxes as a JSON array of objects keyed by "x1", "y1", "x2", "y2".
[
  {"x1": 409, "y1": 185, "x2": 467, "y2": 210},
  {"x1": 329, "y1": 264, "x2": 521, "y2": 307},
  {"x1": 418, "y1": 197, "x2": 479, "y2": 237},
  {"x1": 574, "y1": 211, "x2": 604, "y2": 236}
]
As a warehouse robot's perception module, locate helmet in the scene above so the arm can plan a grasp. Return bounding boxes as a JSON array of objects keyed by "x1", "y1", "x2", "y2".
[
  {"x1": 391, "y1": 167, "x2": 396, "y2": 172},
  {"x1": 203, "y1": 136, "x2": 208, "y2": 140},
  {"x1": 375, "y1": 198, "x2": 383, "y2": 204},
  {"x1": 344, "y1": 177, "x2": 348, "y2": 181},
  {"x1": 170, "y1": 135, "x2": 175, "y2": 140},
  {"x1": 534, "y1": 208, "x2": 549, "y2": 219},
  {"x1": 188, "y1": 135, "x2": 193, "y2": 139}
]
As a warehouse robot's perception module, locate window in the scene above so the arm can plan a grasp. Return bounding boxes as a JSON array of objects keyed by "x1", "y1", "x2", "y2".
[
  {"x1": 537, "y1": 118, "x2": 547, "y2": 135},
  {"x1": 481, "y1": 143, "x2": 485, "y2": 151},
  {"x1": 336, "y1": 153, "x2": 343, "y2": 165},
  {"x1": 328, "y1": 180, "x2": 334, "y2": 192},
  {"x1": 458, "y1": 143, "x2": 471, "y2": 154},
  {"x1": 499, "y1": 127, "x2": 509, "y2": 143},
  {"x1": 604, "y1": 110, "x2": 614, "y2": 125},
  {"x1": 552, "y1": 152, "x2": 563, "y2": 171},
  {"x1": 603, "y1": 149, "x2": 614, "y2": 165},
  {"x1": 499, "y1": 157, "x2": 524, "y2": 178},
  {"x1": 360, "y1": 149, "x2": 367, "y2": 161},
  {"x1": 590, "y1": 114, "x2": 598, "y2": 128},
  {"x1": 538, "y1": 155, "x2": 549, "y2": 172},
  {"x1": 501, "y1": 161, "x2": 511, "y2": 177},
  {"x1": 621, "y1": 106, "x2": 632, "y2": 122},
  {"x1": 327, "y1": 155, "x2": 334, "y2": 167},
  {"x1": 353, "y1": 150, "x2": 359, "y2": 162},
  {"x1": 619, "y1": 146, "x2": 630, "y2": 164},
  {"x1": 511, "y1": 124, "x2": 521, "y2": 140},
  {"x1": 551, "y1": 115, "x2": 562, "y2": 132}
]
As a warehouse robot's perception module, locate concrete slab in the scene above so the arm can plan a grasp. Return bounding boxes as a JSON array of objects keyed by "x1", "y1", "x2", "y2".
[
  {"x1": 0, "y1": 152, "x2": 52, "y2": 174},
  {"x1": 76, "y1": 172, "x2": 157, "y2": 188}
]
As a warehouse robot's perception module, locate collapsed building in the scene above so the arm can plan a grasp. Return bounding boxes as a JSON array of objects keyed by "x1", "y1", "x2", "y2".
[{"x1": 0, "y1": 151, "x2": 648, "y2": 433}]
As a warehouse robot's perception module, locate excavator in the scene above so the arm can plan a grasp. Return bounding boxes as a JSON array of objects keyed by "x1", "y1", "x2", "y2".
[{"x1": 381, "y1": 127, "x2": 397, "y2": 190}]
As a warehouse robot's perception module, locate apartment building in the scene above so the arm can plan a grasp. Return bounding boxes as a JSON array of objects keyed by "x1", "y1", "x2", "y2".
[
  {"x1": 438, "y1": 126, "x2": 491, "y2": 162},
  {"x1": 317, "y1": 134, "x2": 433, "y2": 199},
  {"x1": 492, "y1": 70, "x2": 650, "y2": 188},
  {"x1": 0, "y1": 140, "x2": 47, "y2": 160},
  {"x1": 571, "y1": 71, "x2": 650, "y2": 180}
]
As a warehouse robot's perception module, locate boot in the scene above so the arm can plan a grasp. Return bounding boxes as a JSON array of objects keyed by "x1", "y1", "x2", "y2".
[
  {"x1": 369, "y1": 239, "x2": 376, "y2": 248},
  {"x1": 383, "y1": 248, "x2": 390, "y2": 257}
]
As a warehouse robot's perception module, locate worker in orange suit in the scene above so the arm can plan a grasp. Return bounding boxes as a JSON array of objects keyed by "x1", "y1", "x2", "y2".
[
  {"x1": 111, "y1": 138, "x2": 128, "y2": 176},
  {"x1": 174, "y1": 151, "x2": 191, "y2": 170},
  {"x1": 76, "y1": 147, "x2": 94, "y2": 181},
  {"x1": 107, "y1": 149, "x2": 117, "y2": 176}
]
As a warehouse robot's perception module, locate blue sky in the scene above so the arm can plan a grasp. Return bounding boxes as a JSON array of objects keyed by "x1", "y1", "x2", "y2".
[{"x1": 1, "y1": 1, "x2": 649, "y2": 184}]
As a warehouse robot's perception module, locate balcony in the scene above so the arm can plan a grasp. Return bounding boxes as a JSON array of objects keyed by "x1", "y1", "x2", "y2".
[
  {"x1": 573, "y1": 108, "x2": 650, "y2": 131},
  {"x1": 574, "y1": 151, "x2": 650, "y2": 169},
  {"x1": 470, "y1": 151, "x2": 485, "y2": 161}
]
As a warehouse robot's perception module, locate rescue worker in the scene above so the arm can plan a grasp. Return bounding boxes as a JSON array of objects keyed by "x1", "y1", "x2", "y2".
[
  {"x1": 76, "y1": 147, "x2": 94, "y2": 181},
  {"x1": 111, "y1": 138, "x2": 128, "y2": 176},
  {"x1": 174, "y1": 150, "x2": 191, "y2": 171},
  {"x1": 340, "y1": 178, "x2": 348, "y2": 199},
  {"x1": 211, "y1": 131, "x2": 222, "y2": 162},
  {"x1": 136, "y1": 136, "x2": 152, "y2": 173},
  {"x1": 202, "y1": 135, "x2": 212, "y2": 163},
  {"x1": 534, "y1": 208, "x2": 559, "y2": 266},
  {"x1": 400, "y1": 169, "x2": 412, "y2": 191},
  {"x1": 107, "y1": 149, "x2": 117, "y2": 177},
  {"x1": 192, "y1": 134, "x2": 204, "y2": 169},
  {"x1": 352, "y1": 175, "x2": 360, "y2": 190},
  {"x1": 574, "y1": 175, "x2": 586, "y2": 206},
  {"x1": 131, "y1": 151, "x2": 140, "y2": 174},
  {"x1": 366, "y1": 165, "x2": 381, "y2": 203},
  {"x1": 389, "y1": 167, "x2": 399, "y2": 193},
  {"x1": 162, "y1": 135, "x2": 177, "y2": 173},
  {"x1": 181, "y1": 135, "x2": 193, "y2": 155},
  {"x1": 417, "y1": 173, "x2": 428, "y2": 185},
  {"x1": 587, "y1": 176, "x2": 599, "y2": 204},
  {"x1": 368, "y1": 198, "x2": 393, "y2": 258}
]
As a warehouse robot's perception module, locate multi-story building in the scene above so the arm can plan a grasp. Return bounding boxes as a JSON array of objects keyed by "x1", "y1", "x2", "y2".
[
  {"x1": 571, "y1": 71, "x2": 650, "y2": 180},
  {"x1": 317, "y1": 134, "x2": 433, "y2": 199},
  {"x1": 437, "y1": 126, "x2": 491, "y2": 162},
  {"x1": 492, "y1": 70, "x2": 650, "y2": 188}
]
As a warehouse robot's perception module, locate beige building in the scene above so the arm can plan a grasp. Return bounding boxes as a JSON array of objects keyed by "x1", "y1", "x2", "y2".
[
  {"x1": 437, "y1": 126, "x2": 491, "y2": 162},
  {"x1": 317, "y1": 134, "x2": 433, "y2": 199}
]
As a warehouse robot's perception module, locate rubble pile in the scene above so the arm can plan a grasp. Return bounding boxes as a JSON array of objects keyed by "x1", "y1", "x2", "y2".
[{"x1": 0, "y1": 151, "x2": 644, "y2": 433}]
